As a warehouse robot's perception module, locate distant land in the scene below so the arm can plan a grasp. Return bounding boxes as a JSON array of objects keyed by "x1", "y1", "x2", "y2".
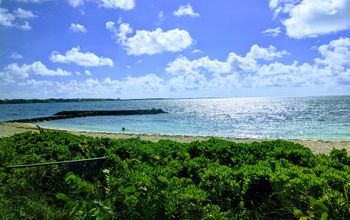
[
  {"x1": 0, "y1": 97, "x2": 210, "y2": 104},
  {"x1": 2, "y1": 95, "x2": 349, "y2": 105},
  {"x1": 0, "y1": 98, "x2": 121, "y2": 104}
]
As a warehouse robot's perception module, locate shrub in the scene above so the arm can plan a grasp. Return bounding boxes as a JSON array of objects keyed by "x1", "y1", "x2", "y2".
[{"x1": 0, "y1": 131, "x2": 349, "y2": 219}]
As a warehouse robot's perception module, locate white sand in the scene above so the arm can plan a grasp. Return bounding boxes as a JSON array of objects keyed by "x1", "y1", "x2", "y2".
[{"x1": 1, "y1": 122, "x2": 349, "y2": 154}]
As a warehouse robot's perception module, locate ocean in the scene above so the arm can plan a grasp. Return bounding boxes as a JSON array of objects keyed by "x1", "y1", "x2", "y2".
[{"x1": 1, "y1": 96, "x2": 349, "y2": 140}]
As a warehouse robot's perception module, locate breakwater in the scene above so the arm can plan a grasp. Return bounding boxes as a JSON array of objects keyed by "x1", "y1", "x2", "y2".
[{"x1": 7, "y1": 109, "x2": 167, "y2": 123}]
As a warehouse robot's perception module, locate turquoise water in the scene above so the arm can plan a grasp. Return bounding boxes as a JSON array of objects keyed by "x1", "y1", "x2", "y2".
[{"x1": 0, "y1": 96, "x2": 349, "y2": 140}]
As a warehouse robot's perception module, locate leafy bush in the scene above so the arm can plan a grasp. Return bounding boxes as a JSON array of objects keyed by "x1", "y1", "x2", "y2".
[{"x1": 0, "y1": 131, "x2": 349, "y2": 219}]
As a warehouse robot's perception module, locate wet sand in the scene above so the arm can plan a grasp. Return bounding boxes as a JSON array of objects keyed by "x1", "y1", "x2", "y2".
[{"x1": 0, "y1": 122, "x2": 349, "y2": 154}]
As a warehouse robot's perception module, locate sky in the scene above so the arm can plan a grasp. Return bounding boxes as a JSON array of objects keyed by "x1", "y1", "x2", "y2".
[{"x1": 0, "y1": 0, "x2": 350, "y2": 99}]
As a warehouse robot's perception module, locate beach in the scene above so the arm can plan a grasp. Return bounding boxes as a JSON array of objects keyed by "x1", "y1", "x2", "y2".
[{"x1": 1, "y1": 122, "x2": 349, "y2": 154}]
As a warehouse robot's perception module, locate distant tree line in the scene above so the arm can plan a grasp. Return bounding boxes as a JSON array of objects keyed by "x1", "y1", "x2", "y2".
[{"x1": 0, "y1": 98, "x2": 121, "y2": 104}]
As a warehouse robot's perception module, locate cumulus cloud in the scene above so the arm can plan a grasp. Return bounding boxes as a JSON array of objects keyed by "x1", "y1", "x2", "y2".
[
  {"x1": 173, "y1": 4, "x2": 200, "y2": 17},
  {"x1": 50, "y1": 46, "x2": 114, "y2": 67},
  {"x1": 269, "y1": 0, "x2": 350, "y2": 39},
  {"x1": 268, "y1": 0, "x2": 297, "y2": 18},
  {"x1": 246, "y1": 44, "x2": 289, "y2": 60},
  {"x1": 69, "y1": 23, "x2": 87, "y2": 33},
  {"x1": 13, "y1": 8, "x2": 37, "y2": 18},
  {"x1": 166, "y1": 56, "x2": 232, "y2": 76},
  {"x1": 164, "y1": 44, "x2": 291, "y2": 91},
  {"x1": 18, "y1": 21, "x2": 31, "y2": 30},
  {"x1": 192, "y1": 49, "x2": 202, "y2": 54},
  {"x1": 105, "y1": 21, "x2": 116, "y2": 31},
  {"x1": 314, "y1": 37, "x2": 350, "y2": 67},
  {"x1": 2, "y1": 38, "x2": 350, "y2": 98},
  {"x1": 20, "y1": 73, "x2": 165, "y2": 98},
  {"x1": 166, "y1": 40, "x2": 349, "y2": 91},
  {"x1": 167, "y1": 44, "x2": 288, "y2": 77},
  {"x1": 65, "y1": 0, "x2": 135, "y2": 10},
  {"x1": 106, "y1": 22, "x2": 132, "y2": 44},
  {"x1": 158, "y1": 10, "x2": 165, "y2": 19},
  {"x1": 18, "y1": 79, "x2": 54, "y2": 87},
  {"x1": 0, "y1": 61, "x2": 71, "y2": 83},
  {"x1": 262, "y1": 27, "x2": 281, "y2": 38},
  {"x1": 0, "y1": 8, "x2": 15, "y2": 27},
  {"x1": 106, "y1": 22, "x2": 193, "y2": 55},
  {"x1": 0, "y1": 7, "x2": 36, "y2": 30},
  {"x1": 99, "y1": 0, "x2": 135, "y2": 10},
  {"x1": 16, "y1": 0, "x2": 51, "y2": 3},
  {"x1": 67, "y1": 0, "x2": 84, "y2": 7},
  {"x1": 10, "y1": 52, "x2": 23, "y2": 59}
]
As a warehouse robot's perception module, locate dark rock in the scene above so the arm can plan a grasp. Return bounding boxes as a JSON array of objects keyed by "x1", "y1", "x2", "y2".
[{"x1": 7, "y1": 109, "x2": 167, "y2": 123}]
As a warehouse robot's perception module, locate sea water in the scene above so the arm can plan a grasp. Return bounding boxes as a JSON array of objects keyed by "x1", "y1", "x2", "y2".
[{"x1": 0, "y1": 96, "x2": 349, "y2": 140}]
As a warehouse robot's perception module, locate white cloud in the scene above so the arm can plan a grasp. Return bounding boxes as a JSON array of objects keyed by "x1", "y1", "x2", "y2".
[
  {"x1": 269, "y1": 0, "x2": 280, "y2": 9},
  {"x1": 269, "y1": 0, "x2": 350, "y2": 39},
  {"x1": 192, "y1": 49, "x2": 202, "y2": 54},
  {"x1": 67, "y1": 0, "x2": 84, "y2": 7},
  {"x1": 69, "y1": 23, "x2": 87, "y2": 33},
  {"x1": 50, "y1": 46, "x2": 114, "y2": 67},
  {"x1": 165, "y1": 40, "x2": 350, "y2": 91},
  {"x1": 0, "y1": 7, "x2": 35, "y2": 30},
  {"x1": 9, "y1": 61, "x2": 71, "y2": 76},
  {"x1": 99, "y1": 0, "x2": 135, "y2": 10},
  {"x1": 168, "y1": 70, "x2": 207, "y2": 91},
  {"x1": 262, "y1": 27, "x2": 281, "y2": 38},
  {"x1": 10, "y1": 52, "x2": 23, "y2": 59},
  {"x1": 173, "y1": 4, "x2": 200, "y2": 17},
  {"x1": 105, "y1": 21, "x2": 116, "y2": 31},
  {"x1": 0, "y1": 8, "x2": 15, "y2": 27},
  {"x1": 158, "y1": 10, "x2": 165, "y2": 22},
  {"x1": 246, "y1": 44, "x2": 289, "y2": 60},
  {"x1": 13, "y1": 8, "x2": 37, "y2": 18},
  {"x1": 0, "y1": 61, "x2": 71, "y2": 83},
  {"x1": 167, "y1": 44, "x2": 289, "y2": 77},
  {"x1": 2, "y1": 38, "x2": 350, "y2": 98},
  {"x1": 268, "y1": 0, "x2": 298, "y2": 18},
  {"x1": 106, "y1": 22, "x2": 132, "y2": 44},
  {"x1": 122, "y1": 74, "x2": 165, "y2": 93},
  {"x1": 18, "y1": 79, "x2": 54, "y2": 87},
  {"x1": 106, "y1": 22, "x2": 193, "y2": 55},
  {"x1": 315, "y1": 37, "x2": 350, "y2": 67},
  {"x1": 16, "y1": 0, "x2": 51, "y2": 3},
  {"x1": 44, "y1": 74, "x2": 165, "y2": 98},
  {"x1": 166, "y1": 56, "x2": 232, "y2": 76},
  {"x1": 65, "y1": 0, "x2": 135, "y2": 10},
  {"x1": 17, "y1": 20, "x2": 31, "y2": 30}
]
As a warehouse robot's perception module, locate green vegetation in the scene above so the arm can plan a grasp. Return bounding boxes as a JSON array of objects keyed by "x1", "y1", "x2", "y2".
[{"x1": 0, "y1": 131, "x2": 349, "y2": 219}]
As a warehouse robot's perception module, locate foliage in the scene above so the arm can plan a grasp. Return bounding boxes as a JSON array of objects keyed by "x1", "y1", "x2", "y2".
[{"x1": 0, "y1": 131, "x2": 350, "y2": 219}]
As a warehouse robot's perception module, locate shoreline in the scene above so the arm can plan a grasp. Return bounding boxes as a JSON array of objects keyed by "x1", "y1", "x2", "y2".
[{"x1": 0, "y1": 122, "x2": 349, "y2": 154}]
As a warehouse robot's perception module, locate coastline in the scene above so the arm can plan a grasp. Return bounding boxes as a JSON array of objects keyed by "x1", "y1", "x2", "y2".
[{"x1": 0, "y1": 122, "x2": 349, "y2": 154}]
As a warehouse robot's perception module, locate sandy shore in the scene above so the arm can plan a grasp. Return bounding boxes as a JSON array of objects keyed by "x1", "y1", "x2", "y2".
[
  {"x1": 0, "y1": 122, "x2": 349, "y2": 154},
  {"x1": 0, "y1": 122, "x2": 38, "y2": 137}
]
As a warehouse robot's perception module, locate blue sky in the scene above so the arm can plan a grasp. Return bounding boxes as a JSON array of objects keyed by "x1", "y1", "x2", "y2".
[{"x1": 0, "y1": 0, "x2": 350, "y2": 99}]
